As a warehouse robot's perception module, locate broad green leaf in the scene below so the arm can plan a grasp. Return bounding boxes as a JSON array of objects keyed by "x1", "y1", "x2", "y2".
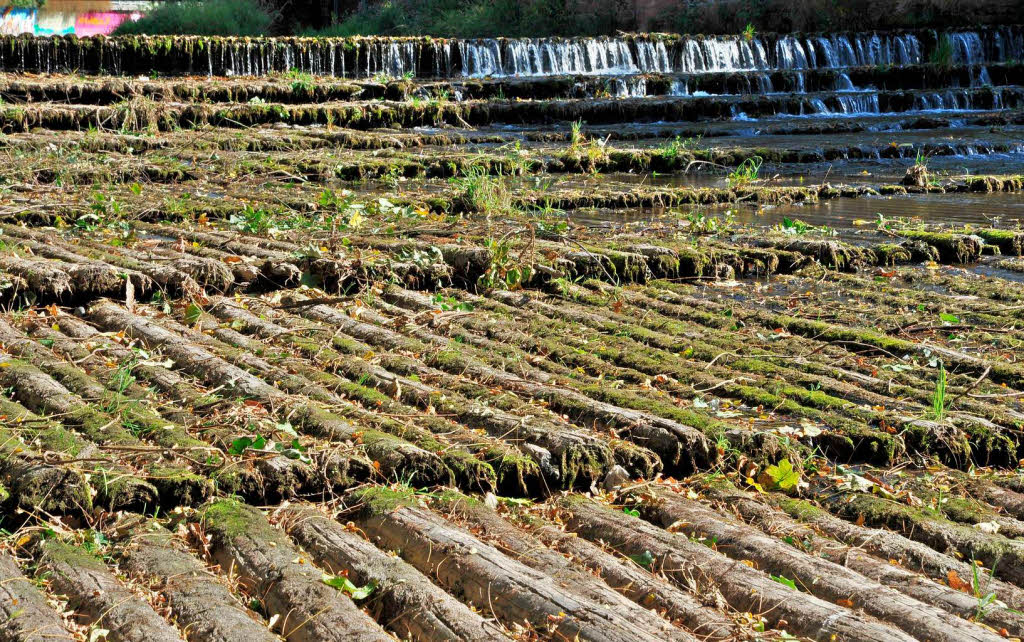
[
  {"x1": 184, "y1": 303, "x2": 203, "y2": 325},
  {"x1": 765, "y1": 459, "x2": 801, "y2": 491},
  {"x1": 629, "y1": 550, "x2": 654, "y2": 569},
  {"x1": 322, "y1": 573, "x2": 377, "y2": 600},
  {"x1": 939, "y1": 312, "x2": 960, "y2": 324},
  {"x1": 228, "y1": 437, "x2": 253, "y2": 455},
  {"x1": 770, "y1": 574, "x2": 797, "y2": 590}
]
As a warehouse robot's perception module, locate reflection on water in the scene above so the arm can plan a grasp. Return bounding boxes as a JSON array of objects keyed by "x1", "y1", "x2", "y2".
[
  {"x1": 0, "y1": 0, "x2": 150, "y2": 37},
  {"x1": 573, "y1": 192, "x2": 1024, "y2": 231},
  {"x1": 751, "y1": 192, "x2": 1024, "y2": 229}
]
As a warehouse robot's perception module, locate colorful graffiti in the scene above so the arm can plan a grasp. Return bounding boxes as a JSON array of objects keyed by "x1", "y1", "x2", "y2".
[
  {"x1": 0, "y1": 2, "x2": 146, "y2": 36},
  {"x1": 0, "y1": 8, "x2": 37, "y2": 35},
  {"x1": 75, "y1": 11, "x2": 136, "y2": 36}
]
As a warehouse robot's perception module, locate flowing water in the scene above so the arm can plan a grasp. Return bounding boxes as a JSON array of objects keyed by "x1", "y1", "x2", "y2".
[
  {"x1": 0, "y1": 25, "x2": 1020, "y2": 79},
  {"x1": 0, "y1": 24, "x2": 1019, "y2": 257}
]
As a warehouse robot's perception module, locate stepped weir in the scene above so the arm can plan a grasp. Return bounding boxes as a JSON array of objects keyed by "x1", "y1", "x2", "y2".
[{"x1": 0, "y1": 19, "x2": 1023, "y2": 642}]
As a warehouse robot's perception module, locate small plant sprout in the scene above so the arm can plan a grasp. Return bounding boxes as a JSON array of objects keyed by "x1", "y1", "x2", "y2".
[
  {"x1": 660, "y1": 134, "x2": 702, "y2": 165},
  {"x1": 569, "y1": 119, "x2": 585, "y2": 148},
  {"x1": 969, "y1": 560, "x2": 1002, "y2": 622}
]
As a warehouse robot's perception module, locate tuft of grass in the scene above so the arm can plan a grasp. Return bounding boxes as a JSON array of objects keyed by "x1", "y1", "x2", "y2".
[
  {"x1": 932, "y1": 362, "x2": 947, "y2": 420},
  {"x1": 284, "y1": 69, "x2": 315, "y2": 93},
  {"x1": 450, "y1": 165, "x2": 516, "y2": 216},
  {"x1": 914, "y1": 149, "x2": 929, "y2": 169},
  {"x1": 930, "y1": 35, "x2": 954, "y2": 69},
  {"x1": 659, "y1": 134, "x2": 701, "y2": 164},
  {"x1": 114, "y1": 0, "x2": 275, "y2": 36},
  {"x1": 111, "y1": 96, "x2": 168, "y2": 133},
  {"x1": 569, "y1": 119, "x2": 585, "y2": 149}
]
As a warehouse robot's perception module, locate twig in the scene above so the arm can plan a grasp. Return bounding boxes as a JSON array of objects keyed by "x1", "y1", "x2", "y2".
[
  {"x1": 694, "y1": 377, "x2": 754, "y2": 394},
  {"x1": 897, "y1": 324, "x2": 1012, "y2": 335},
  {"x1": 947, "y1": 366, "x2": 991, "y2": 409},
  {"x1": 276, "y1": 296, "x2": 355, "y2": 310},
  {"x1": 969, "y1": 390, "x2": 1024, "y2": 399},
  {"x1": 704, "y1": 351, "x2": 740, "y2": 370}
]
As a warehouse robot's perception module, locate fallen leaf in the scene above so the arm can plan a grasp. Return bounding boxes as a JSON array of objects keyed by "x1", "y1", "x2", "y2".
[{"x1": 947, "y1": 570, "x2": 971, "y2": 593}]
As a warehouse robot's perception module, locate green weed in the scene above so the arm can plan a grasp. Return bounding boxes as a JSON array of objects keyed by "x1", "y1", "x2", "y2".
[
  {"x1": 727, "y1": 156, "x2": 762, "y2": 188},
  {"x1": 569, "y1": 119, "x2": 585, "y2": 149},
  {"x1": 450, "y1": 165, "x2": 516, "y2": 216},
  {"x1": 478, "y1": 237, "x2": 531, "y2": 290},
  {"x1": 286, "y1": 69, "x2": 315, "y2": 93},
  {"x1": 930, "y1": 35, "x2": 954, "y2": 69},
  {"x1": 322, "y1": 573, "x2": 377, "y2": 599},
  {"x1": 932, "y1": 362, "x2": 947, "y2": 420}
]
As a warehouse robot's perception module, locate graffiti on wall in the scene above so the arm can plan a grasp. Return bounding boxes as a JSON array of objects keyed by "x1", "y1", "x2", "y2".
[
  {"x1": 75, "y1": 11, "x2": 136, "y2": 36},
  {"x1": 0, "y1": 8, "x2": 37, "y2": 35},
  {"x1": 0, "y1": 2, "x2": 145, "y2": 36}
]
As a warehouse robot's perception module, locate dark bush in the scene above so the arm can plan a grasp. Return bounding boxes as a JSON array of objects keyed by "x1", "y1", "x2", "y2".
[
  {"x1": 307, "y1": 0, "x2": 1021, "y2": 37},
  {"x1": 304, "y1": 0, "x2": 635, "y2": 38},
  {"x1": 653, "y1": 0, "x2": 1021, "y2": 34}
]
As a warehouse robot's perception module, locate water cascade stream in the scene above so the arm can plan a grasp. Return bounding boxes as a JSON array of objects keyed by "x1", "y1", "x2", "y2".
[{"x1": 0, "y1": 26, "x2": 1018, "y2": 79}]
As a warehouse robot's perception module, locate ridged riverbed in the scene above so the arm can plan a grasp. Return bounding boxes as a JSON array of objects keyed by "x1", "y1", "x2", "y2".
[{"x1": 0, "y1": 24, "x2": 1022, "y2": 642}]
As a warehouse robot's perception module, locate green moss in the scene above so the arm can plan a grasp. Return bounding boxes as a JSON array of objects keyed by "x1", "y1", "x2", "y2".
[
  {"x1": 98, "y1": 473, "x2": 157, "y2": 511},
  {"x1": 580, "y1": 384, "x2": 723, "y2": 432},
  {"x1": 352, "y1": 485, "x2": 419, "y2": 515},
  {"x1": 975, "y1": 229, "x2": 1023, "y2": 256},
  {"x1": 431, "y1": 488, "x2": 482, "y2": 511},
  {"x1": 561, "y1": 445, "x2": 609, "y2": 488},
  {"x1": 694, "y1": 472, "x2": 739, "y2": 493},
  {"x1": 440, "y1": 448, "x2": 497, "y2": 490},
  {"x1": 488, "y1": 448, "x2": 541, "y2": 494},
  {"x1": 147, "y1": 465, "x2": 213, "y2": 506},
  {"x1": 0, "y1": 399, "x2": 84, "y2": 455},
  {"x1": 609, "y1": 439, "x2": 662, "y2": 479},
  {"x1": 427, "y1": 349, "x2": 470, "y2": 371},
  {"x1": 777, "y1": 496, "x2": 828, "y2": 522},
  {"x1": 895, "y1": 230, "x2": 981, "y2": 263},
  {"x1": 203, "y1": 498, "x2": 275, "y2": 540},
  {"x1": 66, "y1": 405, "x2": 139, "y2": 446},
  {"x1": 41, "y1": 541, "x2": 105, "y2": 571}
]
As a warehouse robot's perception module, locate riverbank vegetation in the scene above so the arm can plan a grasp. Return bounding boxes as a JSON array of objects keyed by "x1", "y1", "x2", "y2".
[
  {"x1": 114, "y1": 0, "x2": 276, "y2": 37},
  {"x1": 659, "y1": 0, "x2": 1021, "y2": 35},
  {"x1": 114, "y1": 0, "x2": 1021, "y2": 38}
]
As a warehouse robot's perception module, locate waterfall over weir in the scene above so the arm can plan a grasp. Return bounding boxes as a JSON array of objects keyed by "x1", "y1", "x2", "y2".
[
  {"x1": 457, "y1": 32, "x2": 921, "y2": 77},
  {"x1": 0, "y1": 25, "x2": 1019, "y2": 79}
]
